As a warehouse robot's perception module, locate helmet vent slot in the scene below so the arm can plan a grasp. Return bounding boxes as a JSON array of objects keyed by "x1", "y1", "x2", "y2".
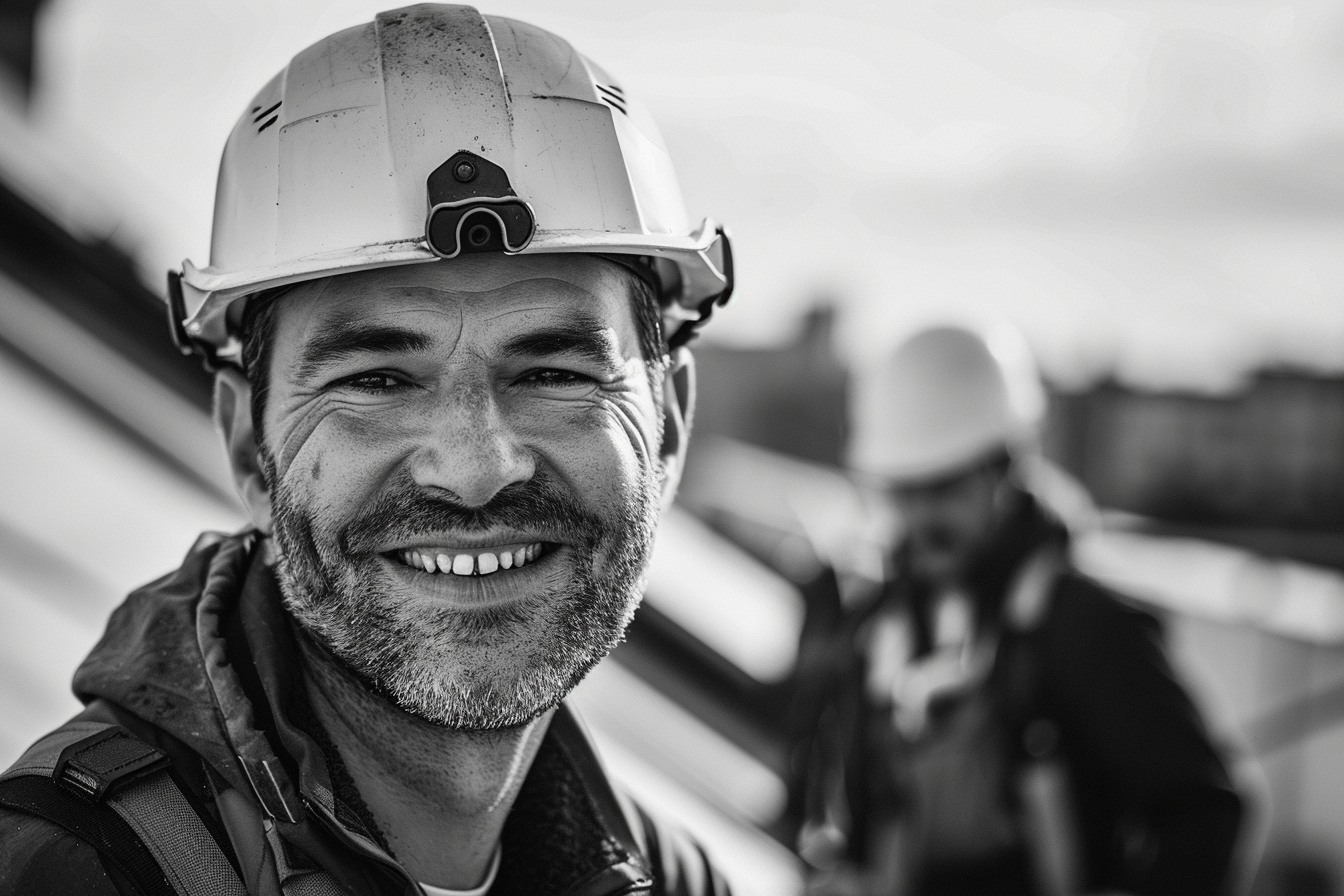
[
  {"x1": 596, "y1": 84, "x2": 627, "y2": 116},
  {"x1": 252, "y1": 101, "x2": 282, "y2": 133}
]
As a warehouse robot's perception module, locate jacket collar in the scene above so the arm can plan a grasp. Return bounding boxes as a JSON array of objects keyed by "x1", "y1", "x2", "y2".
[
  {"x1": 74, "y1": 531, "x2": 654, "y2": 895},
  {"x1": 963, "y1": 490, "x2": 1068, "y2": 625}
]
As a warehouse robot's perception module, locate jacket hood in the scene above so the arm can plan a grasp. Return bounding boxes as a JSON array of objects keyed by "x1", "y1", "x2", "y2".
[
  {"x1": 73, "y1": 530, "x2": 327, "y2": 823},
  {"x1": 72, "y1": 531, "x2": 258, "y2": 793}
]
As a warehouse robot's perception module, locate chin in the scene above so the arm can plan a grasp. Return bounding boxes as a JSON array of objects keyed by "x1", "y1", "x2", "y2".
[
  {"x1": 316, "y1": 575, "x2": 637, "y2": 731},
  {"x1": 384, "y1": 640, "x2": 607, "y2": 730}
]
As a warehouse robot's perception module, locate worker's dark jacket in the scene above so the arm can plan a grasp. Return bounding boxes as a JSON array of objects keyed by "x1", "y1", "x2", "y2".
[
  {"x1": 808, "y1": 498, "x2": 1243, "y2": 896},
  {"x1": 0, "y1": 532, "x2": 730, "y2": 896}
]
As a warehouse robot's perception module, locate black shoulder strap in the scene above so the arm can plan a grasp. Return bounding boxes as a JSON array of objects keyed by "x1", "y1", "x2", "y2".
[
  {"x1": 0, "y1": 722, "x2": 247, "y2": 896},
  {"x1": 0, "y1": 771, "x2": 178, "y2": 896}
]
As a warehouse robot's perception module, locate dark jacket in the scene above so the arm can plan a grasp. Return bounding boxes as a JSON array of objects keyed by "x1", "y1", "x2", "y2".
[
  {"x1": 811, "y1": 497, "x2": 1243, "y2": 896},
  {"x1": 0, "y1": 531, "x2": 730, "y2": 896}
]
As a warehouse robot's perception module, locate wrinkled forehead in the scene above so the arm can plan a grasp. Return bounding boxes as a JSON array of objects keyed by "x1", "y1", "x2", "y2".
[
  {"x1": 278, "y1": 254, "x2": 640, "y2": 328},
  {"x1": 252, "y1": 255, "x2": 650, "y2": 378},
  {"x1": 889, "y1": 460, "x2": 1007, "y2": 509}
]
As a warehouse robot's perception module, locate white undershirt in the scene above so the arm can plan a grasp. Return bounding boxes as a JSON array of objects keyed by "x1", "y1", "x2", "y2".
[{"x1": 417, "y1": 845, "x2": 501, "y2": 896}]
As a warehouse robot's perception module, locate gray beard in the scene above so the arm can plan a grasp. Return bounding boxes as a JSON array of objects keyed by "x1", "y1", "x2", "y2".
[{"x1": 265, "y1": 459, "x2": 658, "y2": 730}]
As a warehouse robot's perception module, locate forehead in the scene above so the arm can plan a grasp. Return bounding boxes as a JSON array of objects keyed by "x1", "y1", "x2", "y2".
[
  {"x1": 269, "y1": 254, "x2": 640, "y2": 346},
  {"x1": 891, "y1": 469, "x2": 988, "y2": 504}
]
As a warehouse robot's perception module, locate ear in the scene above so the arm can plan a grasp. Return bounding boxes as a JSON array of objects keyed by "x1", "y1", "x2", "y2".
[
  {"x1": 214, "y1": 367, "x2": 274, "y2": 533},
  {"x1": 656, "y1": 347, "x2": 695, "y2": 510}
]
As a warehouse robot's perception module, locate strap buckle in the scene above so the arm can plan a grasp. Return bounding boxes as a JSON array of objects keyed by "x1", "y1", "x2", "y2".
[
  {"x1": 167, "y1": 269, "x2": 224, "y2": 372},
  {"x1": 53, "y1": 726, "x2": 171, "y2": 804}
]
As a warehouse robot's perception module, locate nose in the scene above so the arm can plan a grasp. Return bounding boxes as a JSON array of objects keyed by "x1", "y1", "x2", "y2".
[
  {"x1": 892, "y1": 491, "x2": 951, "y2": 548},
  {"x1": 407, "y1": 383, "x2": 535, "y2": 507},
  {"x1": 893, "y1": 490, "x2": 934, "y2": 527}
]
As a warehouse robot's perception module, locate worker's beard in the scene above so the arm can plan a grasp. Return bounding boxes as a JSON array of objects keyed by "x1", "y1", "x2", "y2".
[{"x1": 264, "y1": 456, "x2": 658, "y2": 730}]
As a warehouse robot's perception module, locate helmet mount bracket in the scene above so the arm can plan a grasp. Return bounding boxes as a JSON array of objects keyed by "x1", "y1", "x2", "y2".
[{"x1": 425, "y1": 151, "x2": 536, "y2": 259}]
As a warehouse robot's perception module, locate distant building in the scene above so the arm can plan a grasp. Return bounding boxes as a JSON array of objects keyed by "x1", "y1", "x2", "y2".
[
  {"x1": 690, "y1": 306, "x2": 849, "y2": 468},
  {"x1": 1049, "y1": 374, "x2": 1344, "y2": 565}
]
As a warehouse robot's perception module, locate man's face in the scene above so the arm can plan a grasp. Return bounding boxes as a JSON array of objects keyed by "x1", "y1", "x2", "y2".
[
  {"x1": 890, "y1": 460, "x2": 1007, "y2": 587},
  {"x1": 240, "y1": 255, "x2": 678, "y2": 729}
]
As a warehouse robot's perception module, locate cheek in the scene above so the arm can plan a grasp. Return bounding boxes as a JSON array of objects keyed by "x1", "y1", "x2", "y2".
[
  {"x1": 941, "y1": 503, "x2": 983, "y2": 538},
  {"x1": 269, "y1": 397, "x2": 338, "y2": 481},
  {"x1": 270, "y1": 401, "x2": 428, "y2": 510},
  {"x1": 897, "y1": 502, "x2": 937, "y2": 535},
  {"x1": 511, "y1": 397, "x2": 658, "y2": 501}
]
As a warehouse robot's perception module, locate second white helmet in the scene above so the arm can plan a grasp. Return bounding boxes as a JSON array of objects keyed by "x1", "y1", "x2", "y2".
[{"x1": 848, "y1": 323, "x2": 1046, "y2": 483}]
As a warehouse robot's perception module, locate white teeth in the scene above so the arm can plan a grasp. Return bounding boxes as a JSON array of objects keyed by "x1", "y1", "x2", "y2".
[{"x1": 400, "y1": 543, "x2": 543, "y2": 575}]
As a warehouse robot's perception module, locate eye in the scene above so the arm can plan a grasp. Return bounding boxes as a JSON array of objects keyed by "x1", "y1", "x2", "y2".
[
  {"x1": 334, "y1": 371, "x2": 408, "y2": 393},
  {"x1": 517, "y1": 368, "x2": 594, "y2": 389}
]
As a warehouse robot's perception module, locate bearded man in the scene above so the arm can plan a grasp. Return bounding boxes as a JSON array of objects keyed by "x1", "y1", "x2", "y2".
[{"x1": 0, "y1": 7, "x2": 735, "y2": 895}]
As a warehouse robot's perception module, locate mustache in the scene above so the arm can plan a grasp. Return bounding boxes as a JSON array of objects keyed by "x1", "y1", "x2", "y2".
[
  {"x1": 338, "y1": 475, "x2": 606, "y2": 554},
  {"x1": 911, "y1": 526, "x2": 959, "y2": 552}
]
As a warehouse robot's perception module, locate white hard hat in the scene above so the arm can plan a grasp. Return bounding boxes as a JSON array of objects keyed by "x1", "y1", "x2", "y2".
[
  {"x1": 848, "y1": 323, "x2": 1046, "y2": 484},
  {"x1": 168, "y1": 4, "x2": 732, "y2": 367}
]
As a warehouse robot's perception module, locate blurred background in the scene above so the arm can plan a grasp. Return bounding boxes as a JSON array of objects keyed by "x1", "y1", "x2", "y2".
[{"x1": 1, "y1": 1, "x2": 1342, "y2": 893}]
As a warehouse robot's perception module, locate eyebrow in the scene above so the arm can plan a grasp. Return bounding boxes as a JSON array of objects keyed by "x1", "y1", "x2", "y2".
[
  {"x1": 499, "y1": 318, "x2": 623, "y2": 366},
  {"x1": 293, "y1": 320, "x2": 433, "y2": 380}
]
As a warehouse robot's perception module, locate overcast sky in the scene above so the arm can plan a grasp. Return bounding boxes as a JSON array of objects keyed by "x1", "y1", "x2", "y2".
[{"x1": 24, "y1": 0, "x2": 1344, "y2": 391}]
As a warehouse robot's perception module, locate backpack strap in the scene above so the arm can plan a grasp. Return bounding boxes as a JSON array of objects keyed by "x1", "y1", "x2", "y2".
[
  {"x1": 995, "y1": 544, "x2": 1068, "y2": 756},
  {"x1": 0, "y1": 721, "x2": 248, "y2": 896},
  {"x1": 999, "y1": 546, "x2": 1084, "y2": 896}
]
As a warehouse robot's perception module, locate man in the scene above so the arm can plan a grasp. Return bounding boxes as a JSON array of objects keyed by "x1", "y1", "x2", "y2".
[
  {"x1": 803, "y1": 323, "x2": 1243, "y2": 895},
  {"x1": 0, "y1": 6, "x2": 734, "y2": 894}
]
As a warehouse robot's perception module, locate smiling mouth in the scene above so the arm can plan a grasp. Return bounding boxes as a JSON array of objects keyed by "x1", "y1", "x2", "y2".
[{"x1": 392, "y1": 543, "x2": 546, "y2": 577}]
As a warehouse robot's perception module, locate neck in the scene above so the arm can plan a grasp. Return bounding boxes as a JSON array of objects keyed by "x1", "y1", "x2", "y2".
[{"x1": 298, "y1": 635, "x2": 552, "y2": 890}]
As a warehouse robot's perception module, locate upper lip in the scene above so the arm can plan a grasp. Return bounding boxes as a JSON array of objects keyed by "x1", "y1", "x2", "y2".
[{"x1": 372, "y1": 531, "x2": 561, "y2": 554}]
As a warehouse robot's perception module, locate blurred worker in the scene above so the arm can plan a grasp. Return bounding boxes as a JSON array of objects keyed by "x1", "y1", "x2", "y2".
[
  {"x1": 0, "y1": 6, "x2": 734, "y2": 894},
  {"x1": 802, "y1": 323, "x2": 1243, "y2": 896}
]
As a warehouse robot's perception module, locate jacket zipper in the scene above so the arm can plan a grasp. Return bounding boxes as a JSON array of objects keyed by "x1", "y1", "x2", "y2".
[{"x1": 300, "y1": 794, "x2": 425, "y2": 894}]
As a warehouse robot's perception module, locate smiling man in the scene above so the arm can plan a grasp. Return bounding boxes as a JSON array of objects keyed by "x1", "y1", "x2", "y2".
[
  {"x1": 0, "y1": 6, "x2": 734, "y2": 895},
  {"x1": 248, "y1": 259, "x2": 669, "y2": 737}
]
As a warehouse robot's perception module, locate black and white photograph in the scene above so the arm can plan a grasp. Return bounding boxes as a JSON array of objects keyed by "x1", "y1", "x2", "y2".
[{"x1": 1, "y1": 2, "x2": 1341, "y2": 894}]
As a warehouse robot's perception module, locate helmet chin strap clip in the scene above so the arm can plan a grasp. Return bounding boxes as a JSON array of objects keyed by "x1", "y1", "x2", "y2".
[
  {"x1": 166, "y1": 269, "x2": 224, "y2": 373},
  {"x1": 667, "y1": 225, "x2": 734, "y2": 350}
]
